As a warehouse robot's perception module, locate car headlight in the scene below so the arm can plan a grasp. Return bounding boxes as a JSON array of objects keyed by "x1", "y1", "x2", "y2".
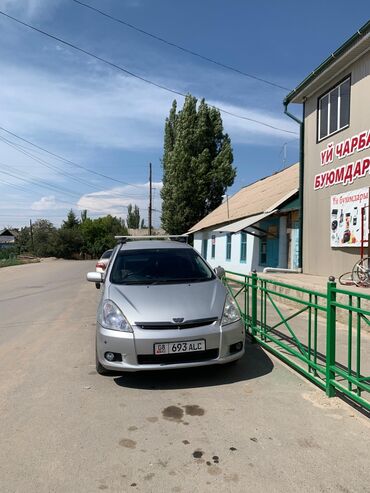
[
  {"x1": 221, "y1": 293, "x2": 241, "y2": 325},
  {"x1": 99, "y1": 299, "x2": 132, "y2": 332}
]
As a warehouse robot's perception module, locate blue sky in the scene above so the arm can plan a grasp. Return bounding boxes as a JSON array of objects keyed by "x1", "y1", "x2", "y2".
[{"x1": 0, "y1": 0, "x2": 368, "y2": 228}]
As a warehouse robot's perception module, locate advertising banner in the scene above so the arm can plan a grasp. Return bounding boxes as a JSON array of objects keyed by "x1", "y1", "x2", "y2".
[{"x1": 330, "y1": 187, "x2": 369, "y2": 247}]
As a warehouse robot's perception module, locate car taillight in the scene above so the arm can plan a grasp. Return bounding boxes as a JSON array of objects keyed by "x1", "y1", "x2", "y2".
[{"x1": 96, "y1": 262, "x2": 106, "y2": 270}]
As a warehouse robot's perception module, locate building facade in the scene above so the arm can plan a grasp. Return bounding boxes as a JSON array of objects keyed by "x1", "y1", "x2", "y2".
[
  {"x1": 284, "y1": 20, "x2": 370, "y2": 277},
  {"x1": 190, "y1": 164, "x2": 300, "y2": 274},
  {"x1": 0, "y1": 229, "x2": 17, "y2": 249}
]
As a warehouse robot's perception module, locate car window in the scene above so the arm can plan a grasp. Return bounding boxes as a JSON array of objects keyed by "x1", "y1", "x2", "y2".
[
  {"x1": 101, "y1": 250, "x2": 113, "y2": 259},
  {"x1": 110, "y1": 248, "x2": 215, "y2": 285}
]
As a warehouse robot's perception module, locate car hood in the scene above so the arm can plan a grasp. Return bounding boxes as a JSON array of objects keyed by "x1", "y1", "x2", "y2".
[{"x1": 107, "y1": 279, "x2": 227, "y2": 324}]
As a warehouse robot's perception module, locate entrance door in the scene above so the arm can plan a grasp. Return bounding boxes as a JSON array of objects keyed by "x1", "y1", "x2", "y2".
[{"x1": 259, "y1": 217, "x2": 279, "y2": 268}]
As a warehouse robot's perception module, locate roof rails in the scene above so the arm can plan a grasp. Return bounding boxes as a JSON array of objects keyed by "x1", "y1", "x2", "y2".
[{"x1": 114, "y1": 235, "x2": 189, "y2": 244}]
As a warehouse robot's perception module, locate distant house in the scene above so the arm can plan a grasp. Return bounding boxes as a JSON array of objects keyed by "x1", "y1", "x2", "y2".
[
  {"x1": 0, "y1": 229, "x2": 17, "y2": 249},
  {"x1": 189, "y1": 164, "x2": 300, "y2": 273}
]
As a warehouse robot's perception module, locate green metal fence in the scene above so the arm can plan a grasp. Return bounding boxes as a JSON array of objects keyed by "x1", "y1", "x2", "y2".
[{"x1": 224, "y1": 270, "x2": 370, "y2": 412}]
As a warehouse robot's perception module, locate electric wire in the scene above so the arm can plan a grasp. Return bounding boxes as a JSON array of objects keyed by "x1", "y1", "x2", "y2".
[
  {"x1": 71, "y1": 0, "x2": 290, "y2": 91},
  {"x1": 0, "y1": 10, "x2": 298, "y2": 136},
  {"x1": 0, "y1": 134, "x2": 150, "y2": 200},
  {"x1": 0, "y1": 125, "x2": 145, "y2": 189}
]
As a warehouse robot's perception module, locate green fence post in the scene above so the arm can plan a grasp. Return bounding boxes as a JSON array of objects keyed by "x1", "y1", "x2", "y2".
[
  {"x1": 251, "y1": 270, "x2": 257, "y2": 341},
  {"x1": 326, "y1": 276, "x2": 336, "y2": 397}
]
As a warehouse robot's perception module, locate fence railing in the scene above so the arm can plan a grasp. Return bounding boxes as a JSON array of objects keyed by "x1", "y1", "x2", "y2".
[{"x1": 224, "y1": 270, "x2": 370, "y2": 412}]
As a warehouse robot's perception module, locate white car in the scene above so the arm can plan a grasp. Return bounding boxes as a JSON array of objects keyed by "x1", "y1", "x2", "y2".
[{"x1": 96, "y1": 249, "x2": 113, "y2": 273}]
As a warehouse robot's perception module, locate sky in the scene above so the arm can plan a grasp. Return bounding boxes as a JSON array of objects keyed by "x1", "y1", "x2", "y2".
[{"x1": 0, "y1": 0, "x2": 368, "y2": 229}]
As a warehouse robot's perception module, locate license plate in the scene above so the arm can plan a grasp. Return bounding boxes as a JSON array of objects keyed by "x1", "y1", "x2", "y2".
[{"x1": 154, "y1": 340, "x2": 205, "y2": 355}]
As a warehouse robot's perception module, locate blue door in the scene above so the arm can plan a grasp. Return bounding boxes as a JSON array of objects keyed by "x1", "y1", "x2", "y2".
[{"x1": 259, "y1": 217, "x2": 279, "y2": 267}]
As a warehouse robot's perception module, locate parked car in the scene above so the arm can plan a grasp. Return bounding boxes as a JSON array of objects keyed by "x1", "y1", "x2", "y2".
[
  {"x1": 87, "y1": 239, "x2": 245, "y2": 375},
  {"x1": 95, "y1": 249, "x2": 113, "y2": 273}
]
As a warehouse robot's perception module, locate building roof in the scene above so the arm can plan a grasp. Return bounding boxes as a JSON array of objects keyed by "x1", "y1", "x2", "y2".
[
  {"x1": 0, "y1": 228, "x2": 17, "y2": 237},
  {"x1": 189, "y1": 163, "x2": 299, "y2": 233},
  {"x1": 285, "y1": 20, "x2": 370, "y2": 104}
]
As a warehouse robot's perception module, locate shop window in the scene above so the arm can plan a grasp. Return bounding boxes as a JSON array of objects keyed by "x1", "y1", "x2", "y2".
[
  {"x1": 260, "y1": 237, "x2": 267, "y2": 266},
  {"x1": 240, "y1": 232, "x2": 247, "y2": 263},
  {"x1": 226, "y1": 233, "x2": 232, "y2": 261},
  {"x1": 211, "y1": 235, "x2": 216, "y2": 259},
  {"x1": 318, "y1": 77, "x2": 350, "y2": 141}
]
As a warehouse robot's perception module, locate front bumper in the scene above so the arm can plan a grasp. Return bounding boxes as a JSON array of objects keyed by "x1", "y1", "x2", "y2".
[{"x1": 96, "y1": 319, "x2": 245, "y2": 372}]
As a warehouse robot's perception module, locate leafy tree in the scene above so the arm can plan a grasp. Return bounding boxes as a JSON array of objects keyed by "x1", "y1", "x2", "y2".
[
  {"x1": 80, "y1": 215, "x2": 128, "y2": 257},
  {"x1": 31, "y1": 219, "x2": 58, "y2": 257},
  {"x1": 161, "y1": 95, "x2": 235, "y2": 234},
  {"x1": 126, "y1": 204, "x2": 141, "y2": 229},
  {"x1": 62, "y1": 209, "x2": 80, "y2": 229},
  {"x1": 80, "y1": 209, "x2": 88, "y2": 223},
  {"x1": 17, "y1": 226, "x2": 32, "y2": 254},
  {"x1": 54, "y1": 210, "x2": 83, "y2": 258},
  {"x1": 140, "y1": 218, "x2": 146, "y2": 229}
]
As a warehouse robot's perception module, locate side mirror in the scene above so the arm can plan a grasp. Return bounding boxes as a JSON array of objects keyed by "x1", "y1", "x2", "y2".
[
  {"x1": 87, "y1": 272, "x2": 104, "y2": 284},
  {"x1": 214, "y1": 266, "x2": 225, "y2": 279}
]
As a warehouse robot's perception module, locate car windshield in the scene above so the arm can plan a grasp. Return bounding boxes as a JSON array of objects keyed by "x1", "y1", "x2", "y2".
[
  {"x1": 101, "y1": 250, "x2": 113, "y2": 259},
  {"x1": 110, "y1": 248, "x2": 215, "y2": 285}
]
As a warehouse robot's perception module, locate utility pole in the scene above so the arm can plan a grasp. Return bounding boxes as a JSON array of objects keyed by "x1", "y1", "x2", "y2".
[
  {"x1": 29, "y1": 219, "x2": 34, "y2": 253},
  {"x1": 148, "y1": 162, "x2": 152, "y2": 235},
  {"x1": 226, "y1": 194, "x2": 230, "y2": 219}
]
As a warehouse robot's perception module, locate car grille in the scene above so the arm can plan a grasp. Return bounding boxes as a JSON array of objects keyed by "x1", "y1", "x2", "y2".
[
  {"x1": 137, "y1": 349, "x2": 219, "y2": 365},
  {"x1": 135, "y1": 318, "x2": 218, "y2": 330}
]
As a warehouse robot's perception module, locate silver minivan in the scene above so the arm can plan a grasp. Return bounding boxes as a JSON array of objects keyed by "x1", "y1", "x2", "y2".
[{"x1": 87, "y1": 238, "x2": 245, "y2": 374}]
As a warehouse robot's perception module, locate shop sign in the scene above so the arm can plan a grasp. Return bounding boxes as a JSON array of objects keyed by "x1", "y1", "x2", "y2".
[
  {"x1": 330, "y1": 187, "x2": 369, "y2": 247},
  {"x1": 314, "y1": 129, "x2": 370, "y2": 190}
]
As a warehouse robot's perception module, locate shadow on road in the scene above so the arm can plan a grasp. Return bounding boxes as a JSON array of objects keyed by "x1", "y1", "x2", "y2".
[{"x1": 113, "y1": 341, "x2": 274, "y2": 390}]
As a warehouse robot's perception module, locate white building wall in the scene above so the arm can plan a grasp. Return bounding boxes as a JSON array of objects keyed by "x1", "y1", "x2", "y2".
[{"x1": 194, "y1": 230, "x2": 255, "y2": 274}]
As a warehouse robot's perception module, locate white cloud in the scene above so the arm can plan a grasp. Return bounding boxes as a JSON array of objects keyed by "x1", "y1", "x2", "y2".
[
  {"x1": 77, "y1": 181, "x2": 163, "y2": 218},
  {"x1": 0, "y1": 0, "x2": 61, "y2": 19},
  {"x1": 0, "y1": 59, "x2": 298, "y2": 154},
  {"x1": 31, "y1": 195, "x2": 68, "y2": 210}
]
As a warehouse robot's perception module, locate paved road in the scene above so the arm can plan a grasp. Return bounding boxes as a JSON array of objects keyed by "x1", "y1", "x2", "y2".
[{"x1": 0, "y1": 260, "x2": 369, "y2": 493}]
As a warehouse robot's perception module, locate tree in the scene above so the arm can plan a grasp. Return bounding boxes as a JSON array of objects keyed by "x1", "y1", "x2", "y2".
[
  {"x1": 161, "y1": 95, "x2": 235, "y2": 234},
  {"x1": 126, "y1": 204, "x2": 141, "y2": 229},
  {"x1": 80, "y1": 215, "x2": 128, "y2": 257},
  {"x1": 17, "y1": 226, "x2": 32, "y2": 254},
  {"x1": 80, "y1": 210, "x2": 88, "y2": 223},
  {"x1": 140, "y1": 218, "x2": 146, "y2": 229},
  {"x1": 62, "y1": 209, "x2": 80, "y2": 229},
  {"x1": 31, "y1": 219, "x2": 58, "y2": 257}
]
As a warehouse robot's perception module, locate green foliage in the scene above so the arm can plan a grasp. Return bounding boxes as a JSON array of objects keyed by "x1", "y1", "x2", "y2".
[
  {"x1": 80, "y1": 215, "x2": 128, "y2": 257},
  {"x1": 161, "y1": 95, "x2": 236, "y2": 234},
  {"x1": 126, "y1": 204, "x2": 141, "y2": 229},
  {"x1": 31, "y1": 219, "x2": 58, "y2": 257},
  {"x1": 6, "y1": 211, "x2": 128, "y2": 260},
  {"x1": 62, "y1": 209, "x2": 80, "y2": 229},
  {"x1": 16, "y1": 226, "x2": 31, "y2": 254}
]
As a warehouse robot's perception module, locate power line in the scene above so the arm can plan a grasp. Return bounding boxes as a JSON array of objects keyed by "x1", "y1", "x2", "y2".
[
  {"x1": 0, "y1": 134, "x2": 149, "y2": 200},
  {"x1": 0, "y1": 10, "x2": 298, "y2": 136},
  {"x1": 71, "y1": 0, "x2": 290, "y2": 92},
  {"x1": 0, "y1": 125, "x2": 144, "y2": 189},
  {"x1": 0, "y1": 164, "x2": 149, "y2": 213}
]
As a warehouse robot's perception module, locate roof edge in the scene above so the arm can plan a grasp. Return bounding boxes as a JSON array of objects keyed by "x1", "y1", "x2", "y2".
[{"x1": 284, "y1": 20, "x2": 370, "y2": 105}]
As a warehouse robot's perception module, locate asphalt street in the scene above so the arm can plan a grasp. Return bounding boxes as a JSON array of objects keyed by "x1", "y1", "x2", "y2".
[{"x1": 0, "y1": 260, "x2": 369, "y2": 493}]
